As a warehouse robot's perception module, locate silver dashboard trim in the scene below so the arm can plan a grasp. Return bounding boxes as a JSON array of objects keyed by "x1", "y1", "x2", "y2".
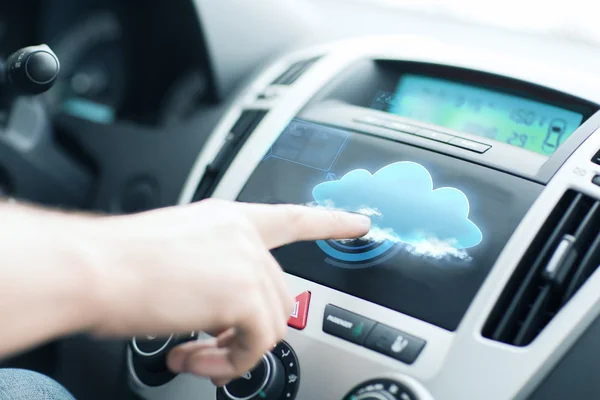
[
  {"x1": 133, "y1": 36, "x2": 600, "y2": 400},
  {"x1": 131, "y1": 334, "x2": 174, "y2": 357}
]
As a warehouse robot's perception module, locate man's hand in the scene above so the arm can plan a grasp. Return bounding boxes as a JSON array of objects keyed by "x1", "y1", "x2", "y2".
[{"x1": 90, "y1": 199, "x2": 370, "y2": 385}]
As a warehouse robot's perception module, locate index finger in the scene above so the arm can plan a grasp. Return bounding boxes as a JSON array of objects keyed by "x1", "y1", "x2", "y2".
[{"x1": 237, "y1": 203, "x2": 372, "y2": 249}]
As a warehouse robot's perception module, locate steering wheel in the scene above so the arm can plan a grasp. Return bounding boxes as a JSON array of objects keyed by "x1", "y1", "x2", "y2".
[{"x1": 0, "y1": 43, "x2": 219, "y2": 213}]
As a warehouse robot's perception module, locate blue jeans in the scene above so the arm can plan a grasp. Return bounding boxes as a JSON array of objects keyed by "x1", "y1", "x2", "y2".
[{"x1": 0, "y1": 369, "x2": 75, "y2": 400}]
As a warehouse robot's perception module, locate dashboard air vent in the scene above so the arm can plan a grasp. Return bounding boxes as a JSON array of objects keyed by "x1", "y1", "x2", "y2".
[
  {"x1": 483, "y1": 190, "x2": 600, "y2": 346},
  {"x1": 192, "y1": 110, "x2": 268, "y2": 201},
  {"x1": 270, "y1": 57, "x2": 320, "y2": 85}
]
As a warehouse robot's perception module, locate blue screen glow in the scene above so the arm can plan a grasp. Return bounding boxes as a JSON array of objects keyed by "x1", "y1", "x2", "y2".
[
  {"x1": 312, "y1": 161, "x2": 482, "y2": 262},
  {"x1": 373, "y1": 74, "x2": 584, "y2": 156}
]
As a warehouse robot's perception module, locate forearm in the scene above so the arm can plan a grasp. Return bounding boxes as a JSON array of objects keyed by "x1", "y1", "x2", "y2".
[{"x1": 0, "y1": 202, "x2": 103, "y2": 358}]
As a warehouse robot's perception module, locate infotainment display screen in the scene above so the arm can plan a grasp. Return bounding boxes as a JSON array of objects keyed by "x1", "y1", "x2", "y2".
[
  {"x1": 237, "y1": 119, "x2": 542, "y2": 331},
  {"x1": 371, "y1": 74, "x2": 584, "y2": 156}
]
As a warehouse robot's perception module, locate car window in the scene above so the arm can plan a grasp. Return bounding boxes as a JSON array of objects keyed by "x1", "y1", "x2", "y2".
[{"x1": 302, "y1": 0, "x2": 600, "y2": 46}]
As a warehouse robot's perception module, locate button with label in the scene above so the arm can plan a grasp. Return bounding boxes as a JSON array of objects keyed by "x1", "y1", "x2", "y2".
[
  {"x1": 288, "y1": 291, "x2": 311, "y2": 330},
  {"x1": 224, "y1": 355, "x2": 269, "y2": 399},
  {"x1": 385, "y1": 121, "x2": 419, "y2": 134},
  {"x1": 415, "y1": 129, "x2": 453, "y2": 143},
  {"x1": 132, "y1": 333, "x2": 173, "y2": 356},
  {"x1": 448, "y1": 137, "x2": 491, "y2": 153},
  {"x1": 364, "y1": 324, "x2": 425, "y2": 365},
  {"x1": 323, "y1": 305, "x2": 376, "y2": 345},
  {"x1": 356, "y1": 116, "x2": 388, "y2": 128}
]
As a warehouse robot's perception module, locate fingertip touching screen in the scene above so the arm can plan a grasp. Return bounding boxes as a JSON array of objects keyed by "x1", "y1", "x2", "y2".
[{"x1": 237, "y1": 119, "x2": 542, "y2": 330}]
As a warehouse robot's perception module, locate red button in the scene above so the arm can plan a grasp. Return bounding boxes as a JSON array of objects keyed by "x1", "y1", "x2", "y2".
[{"x1": 288, "y1": 291, "x2": 311, "y2": 330}]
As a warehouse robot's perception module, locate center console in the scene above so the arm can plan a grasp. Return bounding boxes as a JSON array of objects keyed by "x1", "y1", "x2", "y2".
[{"x1": 127, "y1": 36, "x2": 600, "y2": 399}]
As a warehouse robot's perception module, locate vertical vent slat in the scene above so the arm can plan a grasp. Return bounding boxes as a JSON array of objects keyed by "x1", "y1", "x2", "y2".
[
  {"x1": 563, "y1": 232, "x2": 600, "y2": 302},
  {"x1": 271, "y1": 57, "x2": 320, "y2": 85},
  {"x1": 192, "y1": 110, "x2": 268, "y2": 201},
  {"x1": 572, "y1": 201, "x2": 600, "y2": 241},
  {"x1": 483, "y1": 190, "x2": 600, "y2": 346},
  {"x1": 513, "y1": 285, "x2": 553, "y2": 346},
  {"x1": 489, "y1": 192, "x2": 583, "y2": 342}
]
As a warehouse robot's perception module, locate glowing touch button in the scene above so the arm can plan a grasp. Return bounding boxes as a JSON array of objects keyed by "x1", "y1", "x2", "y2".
[{"x1": 288, "y1": 291, "x2": 311, "y2": 330}]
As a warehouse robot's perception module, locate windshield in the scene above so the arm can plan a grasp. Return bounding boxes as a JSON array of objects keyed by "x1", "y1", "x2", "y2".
[{"x1": 303, "y1": 0, "x2": 600, "y2": 46}]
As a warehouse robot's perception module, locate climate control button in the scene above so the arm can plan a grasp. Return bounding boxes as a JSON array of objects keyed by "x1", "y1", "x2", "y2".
[
  {"x1": 130, "y1": 332, "x2": 196, "y2": 386},
  {"x1": 223, "y1": 354, "x2": 271, "y2": 399},
  {"x1": 216, "y1": 341, "x2": 300, "y2": 400},
  {"x1": 343, "y1": 379, "x2": 417, "y2": 400},
  {"x1": 274, "y1": 341, "x2": 300, "y2": 399},
  {"x1": 218, "y1": 353, "x2": 284, "y2": 400},
  {"x1": 364, "y1": 324, "x2": 425, "y2": 365}
]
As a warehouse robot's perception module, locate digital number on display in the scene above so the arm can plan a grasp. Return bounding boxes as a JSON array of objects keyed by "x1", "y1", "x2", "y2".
[{"x1": 371, "y1": 75, "x2": 584, "y2": 156}]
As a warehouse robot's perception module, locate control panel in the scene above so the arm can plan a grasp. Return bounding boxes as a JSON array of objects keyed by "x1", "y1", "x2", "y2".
[
  {"x1": 323, "y1": 305, "x2": 425, "y2": 365},
  {"x1": 130, "y1": 34, "x2": 600, "y2": 400},
  {"x1": 216, "y1": 342, "x2": 300, "y2": 400},
  {"x1": 130, "y1": 334, "x2": 301, "y2": 400}
]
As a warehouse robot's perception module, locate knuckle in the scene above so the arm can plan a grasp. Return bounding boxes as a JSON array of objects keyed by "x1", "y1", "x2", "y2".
[
  {"x1": 328, "y1": 208, "x2": 343, "y2": 223},
  {"x1": 222, "y1": 220, "x2": 256, "y2": 251},
  {"x1": 221, "y1": 213, "x2": 245, "y2": 231},
  {"x1": 235, "y1": 215, "x2": 255, "y2": 233},
  {"x1": 235, "y1": 233, "x2": 255, "y2": 253},
  {"x1": 202, "y1": 199, "x2": 252, "y2": 231},
  {"x1": 219, "y1": 299, "x2": 255, "y2": 336},
  {"x1": 218, "y1": 309, "x2": 238, "y2": 330},
  {"x1": 241, "y1": 293, "x2": 264, "y2": 316},
  {"x1": 212, "y1": 290, "x2": 242, "y2": 324},
  {"x1": 220, "y1": 276, "x2": 260, "y2": 312},
  {"x1": 238, "y1": 235, "x2": 269, "y2": 267}
]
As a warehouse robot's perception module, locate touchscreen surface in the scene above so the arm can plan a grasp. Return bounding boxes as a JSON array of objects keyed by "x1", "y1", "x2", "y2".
[{"x1": 237, "y1": 119, "x2": 542, "y2": 330}]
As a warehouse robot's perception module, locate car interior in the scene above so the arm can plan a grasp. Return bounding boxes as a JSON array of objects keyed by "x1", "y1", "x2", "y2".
[{"x1": 3, "y1": 0, "x2": 600, "y2": 399}]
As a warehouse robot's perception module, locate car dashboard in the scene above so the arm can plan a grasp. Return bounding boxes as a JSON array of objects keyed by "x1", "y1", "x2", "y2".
[
  {"x1": 5, "y1": 1, "x2": 600, "y2": 400},
  {"x1": 131, "y1": 31, "x2": 600, "y2": 400}
]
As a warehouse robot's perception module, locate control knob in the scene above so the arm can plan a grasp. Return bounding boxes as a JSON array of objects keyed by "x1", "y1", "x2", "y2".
[
  {"x1": 218, "y1": 352, "x2": 285, "y2": 400},
  {"x1": 130, "y1": 331, "x2": 196, "y2": 387},
  {"x1": 343, "y1": 379, "x2": 417, "y2": 400},
  {"x1": 131, "y1": 333, "x2": 177, "y2": 373},
  {"x1": 353, "y1": 394, "x2": 395, "y2": 400}
]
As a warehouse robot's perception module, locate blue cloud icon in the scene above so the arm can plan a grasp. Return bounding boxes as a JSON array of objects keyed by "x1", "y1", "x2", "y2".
[{"x1": 312, "y1": 162, "x2": 482, "y2": 252}]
